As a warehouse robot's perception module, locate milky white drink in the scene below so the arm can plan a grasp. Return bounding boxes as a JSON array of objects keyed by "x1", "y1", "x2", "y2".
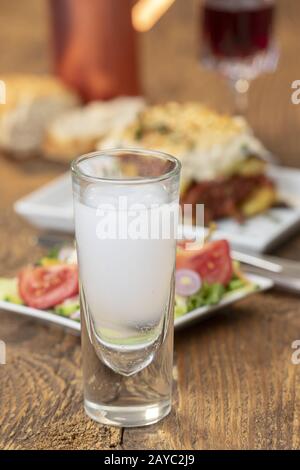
[
  {"x1": 75, "y1": 183, "x2": 177, "y2": 351},
  {"x1": 72, "y1": 150, "x2": 180, "y2": 427}
]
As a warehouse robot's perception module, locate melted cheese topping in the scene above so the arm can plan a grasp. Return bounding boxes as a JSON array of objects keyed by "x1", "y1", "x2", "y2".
[{"x1": 99, "y1": 102, "x2": 269, "y2": 182}]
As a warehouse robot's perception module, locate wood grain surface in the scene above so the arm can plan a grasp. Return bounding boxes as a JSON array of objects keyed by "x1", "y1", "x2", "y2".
[{"x1": 0, "y1": 0, "x2": 300, "y2": 450}]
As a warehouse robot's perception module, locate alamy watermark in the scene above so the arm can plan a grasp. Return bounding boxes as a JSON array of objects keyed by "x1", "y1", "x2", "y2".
[
  {"x1": 291, "y1": 80, "x2": 300, "y2": 104},
  {"x1": 0, "y1": 340, "x2": 6, "y2": 365},
  {"x1": 0, "y1": 80, "x2": 6, "y2": 104},
  {"x1": 291, "y1": 340, "x2": 300, "y2": 365},
  {"x1": 94, "y1": 199, "x2": 205, "y2": 249}
]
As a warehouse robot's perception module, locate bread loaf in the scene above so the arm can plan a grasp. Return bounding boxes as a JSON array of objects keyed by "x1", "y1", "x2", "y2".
[
  {"x1": 43, "y1": 97, "x2": 146, "y2": 162},
  {"x1": 0, "y1": 74, "x2": 80, "y2": 157}
]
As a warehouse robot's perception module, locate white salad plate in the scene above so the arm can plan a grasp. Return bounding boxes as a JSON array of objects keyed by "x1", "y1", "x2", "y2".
[
  {"x1": 14, "y1": 165, "x2": 300, "y2": 253},
  {"x1": 0, "y1": 274, "x2": 273, "y2": 334}
]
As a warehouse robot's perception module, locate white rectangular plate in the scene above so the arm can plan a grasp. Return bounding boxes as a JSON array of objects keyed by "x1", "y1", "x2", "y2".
[
  {"x1": 14, "y1": 165, "x2": 300, "y2": 253},
  {"x1": 0, "y1": 274, "x2": 273, "y2": 334},
  {"x1": 14, "y1": 172, "x2": 74, "y2": 233}
]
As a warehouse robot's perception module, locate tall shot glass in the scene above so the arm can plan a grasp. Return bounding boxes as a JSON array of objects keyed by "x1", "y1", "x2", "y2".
[{"x1": 71, "y1": 149, "x2": 181, "y2": 427}]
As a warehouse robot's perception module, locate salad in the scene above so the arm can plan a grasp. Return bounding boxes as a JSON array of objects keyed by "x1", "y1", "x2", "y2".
[
  {"x1": 0, "y1": 240, "x2": 255, "y2": 322},
  {"x1": 174, "y1": 240, "x2": 255, "y2": 318},
  {"x1": 0, "y1": 247, "x2": 81, "y2": 321}
]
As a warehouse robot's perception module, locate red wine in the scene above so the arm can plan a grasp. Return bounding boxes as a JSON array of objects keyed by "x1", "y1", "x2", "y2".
[{"x1": 202, "y1": 0, "x2": 275, "y2": 59}]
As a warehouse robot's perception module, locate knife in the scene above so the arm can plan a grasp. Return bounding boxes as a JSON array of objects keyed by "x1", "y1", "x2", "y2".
[{"x1": 232, "y1": 250, "x2": 300, "y2": 293}]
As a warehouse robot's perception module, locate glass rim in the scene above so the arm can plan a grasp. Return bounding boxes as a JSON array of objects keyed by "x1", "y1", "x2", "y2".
[{"x1": 71, "y1": 148, "x2": 181, "y2": 185}]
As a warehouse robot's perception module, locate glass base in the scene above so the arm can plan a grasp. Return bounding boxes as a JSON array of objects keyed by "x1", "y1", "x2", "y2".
[
  {"x1": 84, "y1": 398, "x2": 171, "y2": 428},
  {"x1": 201, "y1": 43, "x2": 279, "y2": 82}
]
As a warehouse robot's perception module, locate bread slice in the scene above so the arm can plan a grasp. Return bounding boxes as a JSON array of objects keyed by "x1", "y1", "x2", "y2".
[
  {"x1": 0, "y1": 74, "x2": 80, "y2": 157},
  {"x1": 43, "y1": 97, "x2": 146, "y2": 163}
]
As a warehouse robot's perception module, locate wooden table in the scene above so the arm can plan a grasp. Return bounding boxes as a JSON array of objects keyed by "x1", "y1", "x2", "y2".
[{"x1": 0, "y1": 0, "x2": 300, "y2": 450}]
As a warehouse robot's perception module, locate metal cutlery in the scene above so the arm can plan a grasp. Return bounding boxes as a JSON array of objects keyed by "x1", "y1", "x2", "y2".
[{"x1": 232, "y1": 250, "x2": 300, "y2": 293}]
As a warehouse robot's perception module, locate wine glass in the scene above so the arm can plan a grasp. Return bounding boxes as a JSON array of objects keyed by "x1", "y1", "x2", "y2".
[{"x1": 200, "y1": 0, "x2": 279, "y2": 113}]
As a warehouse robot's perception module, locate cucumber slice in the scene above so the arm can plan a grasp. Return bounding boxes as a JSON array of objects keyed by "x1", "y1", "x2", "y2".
[
  {"x1": 0, "y1": 278, "x2": 23, "y2": 304},
  {"x1": 54, "y1": 297, "x2": 80, "y2": 317}
]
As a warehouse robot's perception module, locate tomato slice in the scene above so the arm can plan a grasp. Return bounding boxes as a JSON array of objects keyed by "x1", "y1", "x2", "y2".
[
  {"x1": 18, "y1": 264, "x2": 79, "y2": 309},
  {"x1": 176, "y1": 240, "x2": 233, "y2": 286}
]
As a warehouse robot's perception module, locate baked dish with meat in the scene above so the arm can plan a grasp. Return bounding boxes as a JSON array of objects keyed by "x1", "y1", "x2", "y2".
[{"x1": 99, "y1": 102, "x2": 277, "y2": 224}]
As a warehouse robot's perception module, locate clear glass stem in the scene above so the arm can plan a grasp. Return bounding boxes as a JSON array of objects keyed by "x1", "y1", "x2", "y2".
[{"x1": 230, "y1": 78, "x2": 251, "y2": 114}]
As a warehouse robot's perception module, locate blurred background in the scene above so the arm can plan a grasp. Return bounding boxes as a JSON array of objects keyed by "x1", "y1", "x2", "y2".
[
  {"x1": 0, "y1": 0, "x2": 299, "y2": 161},
  {"x1": 1, "y1": 0, "x2": 300, "y2": 264}
]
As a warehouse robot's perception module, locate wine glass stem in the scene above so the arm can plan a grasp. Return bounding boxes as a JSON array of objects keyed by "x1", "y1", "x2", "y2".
[{"x1": 230, "y1": 78, "x2": 250, "y2": 114}]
